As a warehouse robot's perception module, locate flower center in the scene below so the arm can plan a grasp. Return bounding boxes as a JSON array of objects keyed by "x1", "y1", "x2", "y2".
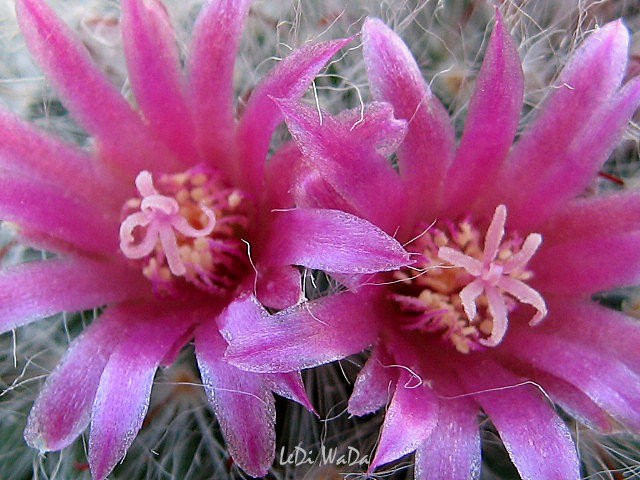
[
  {"x1": 390, "y1": 205, "x2": 546, "y2": 354},
  {"x1": 119, "y1": 168, "x2": 253, "y2": 295}
]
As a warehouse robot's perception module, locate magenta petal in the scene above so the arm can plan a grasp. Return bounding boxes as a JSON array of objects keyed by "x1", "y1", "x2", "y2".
[
  {"x1": 0, "y1": 257, "x2": 147, "y2": 334},
  {"x1": 222, "y1": 291, "x2": 382, "y2": 372},
  {"x1": 414, "y1": 374, "x2": 480, "y2": 480},
  {"x1": 522, "y1": 369, "x2": 613, "y2": 433},
  {"x1": 121, "y1": 0, "x2": 198, "y2": 160},
  {"x1": 369, "y1": 371, "x2": 439, "y2": 471},
  {"x1": 542, "y1": 192, "x2": 640, "y2": 244},
  {"x1": 234, "y1": 38, "x2": 351, "y2": 191},
  {"x1": 292, "y1": 168, "x2": 356, "y2": 213},
  {"x1": 516, "y1": 76, "x2": 640, "y2": 226},
  {"x1": 457, "y1": 359, "x2": 580, "y2": 480},
  {"x1": 348, "y1": 346, "x2": 397, "y2": 417},
  {"x1": 0, "y1": 172, "x2": 118, "y2": 254},
  {"x1": 506, "y1": 331, "x2": 640, "y2": 432},
  {"x1": 543, "y1": 298, "x2": 640, "y2": 371},
  {"x1": 24, "y1": 309, "x2": 128, "y2": 451},
  {"x1": 256, "y1": 264, "x2": 303, "y2": 310},
  {"x1": 500, "y1": 20, "x2": 630, "y2": 223},
  {"x1": 277, "y1": 98, "x2": 406, "y2": 232},
  {"x1": 262, "y1": 208, "x2": 411, "y2": 273},
  {"x1": 532, "y1": 231, "x2": 640, "y2": 294},
  {"x1": 263, "y1": 141, "x2": 301, "y2": 210},
  {"x1": 264, "y1": 372, "x2": 315, "y2": 414},
  {"x1": 15, "y1": 0, "x2": 180, "y2": 175},
  {"x1": 188, "y1": 0, "x2": 251, "y2": 157},
  {"x1": 89, "y1": 307, "x2": 191, "y2": 480},
  {"x1": 362, "y1": 18, "x2": 454, "y2": 218},
  {"x1": 195, "y1": 325, "x2": 275, "y2": 478},
  {"x1": 443, "y1": 9, "x2": 524, "y2": 216},
  {"x1": 0, "y1": 108, "x2": 123, "y2": 208}
]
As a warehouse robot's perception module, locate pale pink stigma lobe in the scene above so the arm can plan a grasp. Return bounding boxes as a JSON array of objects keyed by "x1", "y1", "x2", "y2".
[
  {"x1": 437, "y1": 204, "x2": 547, "y2": 347},
  {"x1": 119, "y1": 171, "x2": 216, "y2": 277}
]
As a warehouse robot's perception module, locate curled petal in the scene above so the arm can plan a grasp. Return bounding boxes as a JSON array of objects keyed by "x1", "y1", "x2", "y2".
[
  {"x1": 480, "y1": 285, "x2": 508, "y2": 347},
  {"x1": 498, "y1": 276, "x2": 547, "y2": 325}
]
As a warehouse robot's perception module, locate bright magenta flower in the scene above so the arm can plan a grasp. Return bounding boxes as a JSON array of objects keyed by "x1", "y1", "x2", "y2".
[
  {"x1": 223, "y1": 11, "x2": 640, "y2": 480},
  {"x1": 0, "y1": 0, "x2": 410, "y2": 478}
]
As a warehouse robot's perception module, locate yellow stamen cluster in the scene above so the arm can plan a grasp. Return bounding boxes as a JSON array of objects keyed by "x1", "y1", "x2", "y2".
[{"x1": 391, "y1": 219, "x2": 532, "y2": 354}]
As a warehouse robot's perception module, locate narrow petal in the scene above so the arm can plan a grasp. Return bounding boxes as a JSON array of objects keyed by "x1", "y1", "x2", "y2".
[
  {"x1": 506, "y1": 330, "x2": 640, "y2": 432},
  {"x1": 0, "y1": 172, "x2": 118, "y2": 254},
  {"x1": 234, "y1": 38, "x2": 351, "y2": 191},
  {"x1": 263, "y1": 141, "x2": 301, "y2": 210},
  {"x1": 188, "y1": 0, "x2": 251, "y2": 155},
  {"x1": 348, "y1": 345, "x2": 397, "y2": 417},
  {"x1": 514, "y1": 76, "x2": 640, "y2": 226},
  {"x1": 222, "y1": 291, "x2": 383, "y2": 372},
  {"x1": 532, "y1": 231, "x2": 640, "y2": 294},
  {"x1": 369, "y1": 372, "x2": 439, "y2": 471},
  {"x1": 121, "y1": 0, "x2": 198, "y2": 160},
  {"x1": 517, "y1": 368, "x2": 614, "y2": 433},
  {"x1": 457, "y1": 359, "x2": 580, "y2": 480},
  {"x1": 264, "y1": 372, "x2": 315, "y2": 413},
  {"x1": 0, "y1": 108, "x2": 124, "y2": 208},
  {"x1": 443, "y1": 10, "x2": 524, "y2": 215},
  {"x1": 195, "y1": 325, "x2": 275, "y2": 478},
  {"x1": 89, "y1": 307, "x2": 192, "y2": 480},
  {"x1": 497, "y1": 20, "x2": 631, "y2": 224},
  {"x1": 292, "y1": 168, "x2": 355, "y2": 213},
  {"x1": 541, "y1": 192, "x2": 640, "y2": 245},
  {"x1": 24, "y1": 309, "x2": 129, "y2": 451},
  {"x1": 542, "y1": 297, "x2": 640, "y2": 371},
  {"x1": 15, "y1": 0, "x2": 180, "y2": 175},
  {"x1": 261, "y1": 208, "x2": 411, "y2": 274},
  {"x1": 255, "y1": 264, "x2": 303, "y2": 310},
  {"x1": 277, "y1": 99, "x2": 406, "y2": 233},
  {"x1": 414, "y1": 373, "x2": 480, "y2": 480},
  {"x1": 335, "y1": 101, "x2": 408, "y2": 156},
  {"x1": 0, "y1": 257, "x2": 147, "y2": 334},
  {"x1": 362, "y1": 18, "x2": 455, "y2": 217}
]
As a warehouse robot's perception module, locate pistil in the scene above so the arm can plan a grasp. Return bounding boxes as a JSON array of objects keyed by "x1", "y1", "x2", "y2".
[{"x1": 391, "y1": 205, "x2": 547, "y2": 353}]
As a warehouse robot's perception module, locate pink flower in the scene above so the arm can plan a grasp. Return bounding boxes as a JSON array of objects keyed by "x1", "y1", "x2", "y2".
[
  {"x1": 0, "y1": 0, "x2": 411, "y2": 478},
  {"x1": 222, "y1": 11, "x2": 640, "y2": 480}
]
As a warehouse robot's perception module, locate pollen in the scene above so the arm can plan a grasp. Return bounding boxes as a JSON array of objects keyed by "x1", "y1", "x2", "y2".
[
  {"x1": 391, "y1": 205, "x2": 546, "y2": 354},
  {"x1": 119, "y1": 167, "x2": 252, "y2": 295}
]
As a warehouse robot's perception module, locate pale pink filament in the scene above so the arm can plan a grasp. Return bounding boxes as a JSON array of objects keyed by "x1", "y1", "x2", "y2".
[
  {"x1": 437, "y1": 204, "x2": 547, "y2": 347},
  {"x1": 119, "y1": 171, "x2": 216, "y2": 276}
]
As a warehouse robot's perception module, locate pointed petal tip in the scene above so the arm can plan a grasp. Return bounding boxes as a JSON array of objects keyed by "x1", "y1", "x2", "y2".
[
  {"x1": 362, "y1": 16, "x2": 389, "y2": 36},
  {"x1": 593, "y1": 18, "x2": 630, "y2": 55},
  {"x1": 23, "y1": 429, "x2": 49, "y2": 453}
]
